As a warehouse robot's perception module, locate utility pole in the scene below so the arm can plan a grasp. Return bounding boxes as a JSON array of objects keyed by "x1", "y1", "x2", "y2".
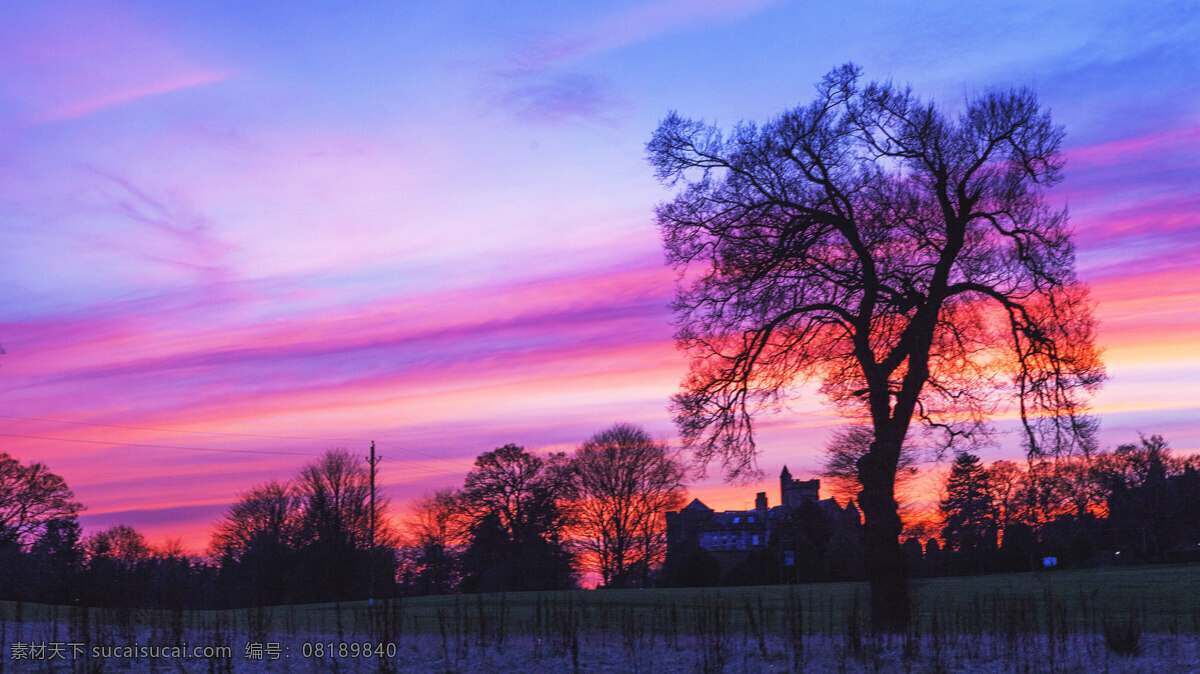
[{"x1": 367, "y1": 441, "x2": 381, "y2": 607}]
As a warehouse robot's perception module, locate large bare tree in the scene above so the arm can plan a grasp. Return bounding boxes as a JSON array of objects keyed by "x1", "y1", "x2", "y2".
[
  {"x1": 570, "y1": 423, "x2": 686, "y2": 588},
  {"x1": 647, "y1": 64, "x2": 1104, "y2": 630}
]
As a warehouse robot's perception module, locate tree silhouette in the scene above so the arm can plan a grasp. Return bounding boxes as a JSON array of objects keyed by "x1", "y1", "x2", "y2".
[
  {"x1": 458, "y1": 444, "x2": 575, "y2": 591},
  {"x1": 297, "y1": 449, "x2": 378, "y2": 548},
  {"x1": 28, "y1": 517, "x2": 82, "y2": 602},
  {"x1": 293, "y1": 449, "x2": 395, "y2": 601},
  {"x1": 402, "y1": 489, "x2": 466, "y2": 594},
  {"x1": 940, "y1": 453, "x2": 997, "y2": 572},
  {"x1": 0, "y1": 453, "x2": 84, "y2": 548},
  {"x1": 821, "y1": 424, "x2": 919, "y2": 504},
  {"x1": 210, "y1": 480, "x2": 301, "y2": 605},
  {"x1": 987, "y1": 460, "x2": 1023, "y2": 538},
  {"x1": 1102, "y1": 434, "x2": 1179, "y2": 561},
  {"x1": 648, "y1": 63, "x2": 1104, "y2": 630},
  {"x1": 84, "y1": 524, "x2": 152, "y2": 570},
  {"x1": 211, "y1": 480, "x2": 300, "y2": 562},
  {"x1": 569, "y1": 423, "x2": 687, "y2": 588},
  {"x1": 210, "y1": 450, "x2": 397, "y2": 604},
  {"x1": 80, "y1": 524, "x2": 154, "y2": 606}
]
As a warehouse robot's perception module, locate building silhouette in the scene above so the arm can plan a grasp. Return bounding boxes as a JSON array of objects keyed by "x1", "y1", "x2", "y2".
[{"x1": 663, "y1": 467, "x2": 862, "y2": 585}]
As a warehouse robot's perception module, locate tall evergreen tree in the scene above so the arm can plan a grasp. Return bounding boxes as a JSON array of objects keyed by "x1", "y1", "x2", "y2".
[{"x1": 940, "y1": 453, "x2": 997, "y2": 572}]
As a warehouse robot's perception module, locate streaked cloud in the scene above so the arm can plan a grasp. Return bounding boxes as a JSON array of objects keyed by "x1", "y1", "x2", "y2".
[
  {"x1": 34, "y1": 71, "x2": 228, "y2": 124},
  {"x1": 0, "y1": 0, "x2": 1195, "y2": 551},
  {"x1": 0, "y1": 3, "x2": 230, "y2": 126}
]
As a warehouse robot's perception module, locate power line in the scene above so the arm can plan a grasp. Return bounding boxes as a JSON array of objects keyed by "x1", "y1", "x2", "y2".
[
  {"x1": 375, "y1": 439, "x2": 475, "y2": 465},
  {"x1": 379, "y1": 453, "x2": 474, "y2": 468}
]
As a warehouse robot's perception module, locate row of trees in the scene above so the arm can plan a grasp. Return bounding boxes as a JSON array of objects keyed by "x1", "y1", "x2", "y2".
[
  {"x1": 4, "y1": 430, "x2": 1193, "y2": 607},
  {"x1": 0, "y1": 424, "x2": 687, "y2": 606},
  {"x1": 400, "y1": 424, "x2": 687, "y2": 594},
  {"x1": 0, "y1": 449, "x2": 392, "y2": 607},
  {"x1": 0, "y1": 452, "x2": 211, "y2": 607},
  {"x1": 936, "y1": 434, "x2": 1200, "y2": 573}
]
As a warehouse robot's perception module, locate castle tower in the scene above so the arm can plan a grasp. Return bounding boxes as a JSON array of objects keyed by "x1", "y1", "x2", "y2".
[
  {"x1": 780, "y1": 466, "x2": 797, "y2": 507},
  {"x1": 780, "y1": 465, "x2": 820, "y2": 508}
]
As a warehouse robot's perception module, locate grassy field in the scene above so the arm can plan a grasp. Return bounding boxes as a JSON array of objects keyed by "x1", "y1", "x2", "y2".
[
  {"x1": 218, "y1": 563, "x2": 1200, "y2": 635},
  {"x1": 3, "y1": 564, "x2": 1199, "y2": 671}
]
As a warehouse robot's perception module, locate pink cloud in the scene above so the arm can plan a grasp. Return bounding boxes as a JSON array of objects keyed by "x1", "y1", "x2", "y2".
[
  {"x1": 9, "y1": 235, "x2": 1193, "y2": 553},
  {"x1": 1075, "y1": 193, "x2": 1199, "y2": 240},
  {"x1": 1067, "y1": 126, "x2": 1200, "y2": 169},
  {"x1": 0, "y1": 259, "x2": 686, "y2": 551},
  {"x1": 35, "y1": 71, "x2": 228, "y2": 123},
  {"x1": 0, "y1": 4, "x2": 231, "y2": 126}
]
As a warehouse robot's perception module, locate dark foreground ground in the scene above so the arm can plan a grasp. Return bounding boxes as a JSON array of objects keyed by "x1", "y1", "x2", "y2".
[{"x1": 3, "y1": 564, "x2": 1198, "y2": 671}]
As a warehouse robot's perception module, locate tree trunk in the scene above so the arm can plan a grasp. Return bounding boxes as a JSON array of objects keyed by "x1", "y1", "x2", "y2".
[{"x1": 857, "y1": 442, "x2": 910, "y2": 632}]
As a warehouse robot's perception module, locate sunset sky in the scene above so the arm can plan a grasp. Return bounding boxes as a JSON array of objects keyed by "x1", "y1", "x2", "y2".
[{"x1": 1, "y1": 1, "x2": 1197, "y2": 552}]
